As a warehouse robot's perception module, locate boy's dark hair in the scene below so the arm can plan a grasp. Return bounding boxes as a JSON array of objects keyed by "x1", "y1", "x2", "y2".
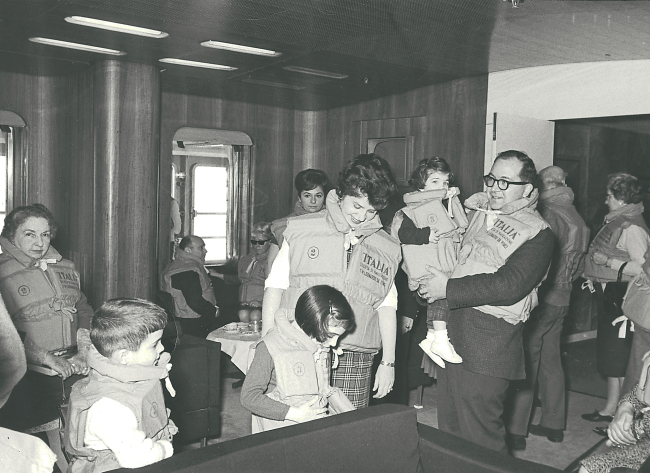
[
  {"x1": 91, "y1": 298, "x2": 167, "y2": 357},
  {"x1": 1, "y1": 203, "x2": 57, "y2": 241},
  {"x1": 408, "y1": 157, "x2": 453, "y2": 190},
  {"x1": 295, "y1": 285, "x2": 355, "y2": 343},
  {"x1": 495, "y1": 150, "x2": 537, "y2": 185},
  {"x1": 336, "y1": 154, "x2": 398, "y2": 210},
  {"x1": 608, "y1": 172, "x2": 644, "y2": 204},
  {"x1": 295, "y1": 169, "x2": 330, "y2": 194}
]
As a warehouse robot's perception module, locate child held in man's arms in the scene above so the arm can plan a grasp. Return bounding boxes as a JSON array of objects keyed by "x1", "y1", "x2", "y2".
[
  {"x1": 391, "y1": 157, "x2": 468, "y2": 368},
  {"x1": 64, "y1": 298, "x2": 177, "y2": 472},
  {"x1": 241, "y1": 285, "x2": 356, "y2": 433}
]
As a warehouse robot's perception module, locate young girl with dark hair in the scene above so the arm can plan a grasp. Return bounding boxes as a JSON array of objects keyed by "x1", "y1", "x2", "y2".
[
  {"x1": 241, "y1": 285, "x2": 355, "y2": 432},
  {"x1": 391, "y1": 157, "x2": 468, "y2": 368}
]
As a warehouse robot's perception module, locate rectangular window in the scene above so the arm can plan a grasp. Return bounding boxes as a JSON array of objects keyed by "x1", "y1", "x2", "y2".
[
  {"x1": 0, "y1": 126, "x2": 11, "y2": 224},
  {"x1": 191, "y1": 163, "x2": 229, "y2": 263}
]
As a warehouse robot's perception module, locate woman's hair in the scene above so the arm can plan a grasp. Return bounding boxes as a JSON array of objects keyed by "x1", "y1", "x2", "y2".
[
  {"x1": 607, "y1": 172, "x2": 644, "y2": 204},
  {"x1": 250, "y1": 221, "x2": 272, "y2": 240},
  {"x1": 408, "y1": 157, "x2": 453, "y2": 190},
  {"x1": 1, "y1": 204, "x2": 57, "y2": 241},
  {"x1": 495, "y1": 150, "x2": 537, "y2": 184},
  {"x1": 295, "y1": 285, "x2": 355, "y2": 343},
  {"x1": 91, "y1": 298, "x2": 167, "y2": 358},
  {"x1": 295, "y1": 169, "x2": 330, "y2": 194},
  {"x1": 336, "y1": 154, "x2": 398, "y2": 210}
]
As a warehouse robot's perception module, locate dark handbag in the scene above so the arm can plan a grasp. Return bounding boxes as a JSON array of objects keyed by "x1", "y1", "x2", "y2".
[{"x1": 623, "y1": 272, "x2": 650, "y2": 330}]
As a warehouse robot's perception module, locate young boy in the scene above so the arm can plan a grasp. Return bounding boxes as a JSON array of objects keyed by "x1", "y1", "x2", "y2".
[{"x1": 64, "y1": 298, "x2": 177, "y2": 472}]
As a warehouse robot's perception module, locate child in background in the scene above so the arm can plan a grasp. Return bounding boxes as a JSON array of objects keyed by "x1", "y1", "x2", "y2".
[
  {"x1": 64, "y1": 298, "x2": 177, "y2": 472},
  {"x1": 241, "y1": 285, "x2": 356, "y2": 433},
  {"x1": 391, "y1": 157, "x2": 468, "y2": 368}
]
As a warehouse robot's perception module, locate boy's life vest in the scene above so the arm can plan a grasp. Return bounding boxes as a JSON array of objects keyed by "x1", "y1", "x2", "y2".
[
  {"x1": 238, "y1": 251, "x2": 269, "y2": 305},
  {"x1": 280, "y1": 190, "x2": 401, "y2": 353},
  {"x1": 583, "y1": 202, "x2": 650, "y2": 283},
  {"x1": 251, "y1": 310, "x2": 354, "y2": 433},
  {"x1": 391, "y1": 188, "x2": 468, "y2": 290},
  {"x1": 160, "y1": 249, "x2": 217, "y2": 319},
  {"x1": 451, "y1": 190, "x2": 549, "y2": 325},
  {"x1": 65, "y1": 348, "x2": 174, "y2": 473},
  {"x1": 0, "y1": 237, "x2": 84, "y2": 352}
]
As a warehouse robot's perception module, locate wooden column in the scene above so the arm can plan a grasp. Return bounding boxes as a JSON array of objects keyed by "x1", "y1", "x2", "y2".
[{"x1": 93, "y1": 60, "x2": 160, "y2": 305}]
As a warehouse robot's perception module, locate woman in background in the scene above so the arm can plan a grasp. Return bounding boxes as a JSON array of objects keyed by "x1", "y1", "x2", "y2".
[
  {"x1": 582, "y1": 173, "x2": 650, "y2": 427},
  {"x1": 213, "y1": 222, "x2": 272, "y2": 323},
  {"x1": 267, "y1": 169, "x2": 329, "y2": 268}
]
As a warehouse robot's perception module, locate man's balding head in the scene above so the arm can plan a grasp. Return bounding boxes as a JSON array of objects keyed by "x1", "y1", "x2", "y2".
[
  {"x1": 179, "y1": 235, "x2": 207, "y2": 261},
  {"x1": 538, "y1": 166, "x2": 567, "y2": 192}
]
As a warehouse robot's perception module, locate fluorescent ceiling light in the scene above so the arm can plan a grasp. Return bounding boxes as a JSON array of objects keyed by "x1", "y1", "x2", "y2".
[
  {"x1": 283, "y1": 66, "x2": 348, "y2": 79},
  {"x1": 242, "y1": 78, "x2": 305, "y2": 90},
  {"x1": 29, "y1": 37, "x2": 125, "y2": 55},
  {"x1": 159, "y1": 58, "x2": 237, "y2": 71},
  {"x1": 201, "y1": 40, "x2": 281, "y2": 57},
  {"x1": 65, "y1": 16, "x2": 168, "y2": 38}
]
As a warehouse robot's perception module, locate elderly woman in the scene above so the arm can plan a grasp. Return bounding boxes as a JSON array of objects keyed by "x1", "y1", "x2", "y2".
[
  {"x1": 262, "y1": 154, "x2": 401, "y2": 408},
  {"x1": 267, "y1": 169, "x2": 329, "y2": 268},
  {"x1": 213, "y1": 222, "x2": 273, "y2": 323},
  {"x1": 582, "y1": 173, "x2": 650, "y2": 426},
  {"x1": 0, "y1": 204, "x2": 93, "y2": 468}
]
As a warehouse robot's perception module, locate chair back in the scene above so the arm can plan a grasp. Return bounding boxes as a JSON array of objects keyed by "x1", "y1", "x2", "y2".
[{"x1": 156, "y1": 290, "x2": 182, "y2": 353}]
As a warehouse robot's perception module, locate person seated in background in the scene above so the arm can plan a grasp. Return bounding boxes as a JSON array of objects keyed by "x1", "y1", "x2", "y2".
[
  {"x1": 160, "y1": 235, "x2": 219, "y2": 338},
  {"x1": 241, "y1": 285, "x2": 356, "y2": 432},
  {"x1": 64, "y1": 298, "x2": 177, "y2": 472},
  {"x1": 211, "y1": 222, "x2": 272, "y2": 324},
  {"x1": 267, "y1": 169, "x2": 330, "y2": 269}
]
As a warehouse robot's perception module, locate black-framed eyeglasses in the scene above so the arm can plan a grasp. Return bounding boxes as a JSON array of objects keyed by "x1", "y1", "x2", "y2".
[
  {"x1": 483, "y1": 175, "x2": 529, "y2": 191},
  {"x1": 251, "y1": 239, "x2": 270, "y2": 245}
]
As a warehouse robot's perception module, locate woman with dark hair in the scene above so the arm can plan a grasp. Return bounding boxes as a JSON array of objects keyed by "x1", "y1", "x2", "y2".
[
  {"x1": 267, "y1": 169, "x2": 329, "y2": 268},
  {"x1": 582, "y1": 173, "x2": 650, "y2": 427},
  {"x1": 0, "y1": 203, "x2": 93, "y2": 469},
  {"x1": 241, "y1": 285, "x2": 355, "y2": 432},
  {"x1": 262, "y1": 154, "x2": 401, "y2": 408}
]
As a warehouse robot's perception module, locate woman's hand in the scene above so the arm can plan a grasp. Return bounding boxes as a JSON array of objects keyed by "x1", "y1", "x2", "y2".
[
  {"x1": 285, "y1": 398, "x2": 327, "y2": 423},
  {"x1": 43, "y1": 353, "x2": 76, "y2": 379},
  {"x1": 428, "y1": 229, "x2": 440, "y2": 243},
  {"x1": 592, "y1": 252, "x2": 608, "y2": 266},
  {"x1": 401, "y1": 316, "x2": 414, "y2": 334},
  {"x1": 607, "y1": 402, "x2": 636, "y2": 447},
  {"x1": 373, "y1": 363, "x2": 395, "y2": 398}
]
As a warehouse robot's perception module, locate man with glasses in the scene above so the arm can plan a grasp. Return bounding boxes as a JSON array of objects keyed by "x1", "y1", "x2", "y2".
[
  {"x1": 161, "y1": 235, "x2": 219, "y2": 338},
  {"x1": 418, "y1": 150, "x2": 554, "y2": 453}
]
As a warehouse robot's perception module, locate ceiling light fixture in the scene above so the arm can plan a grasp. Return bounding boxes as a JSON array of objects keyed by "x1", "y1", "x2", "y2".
[
  {"x1": 29, "y1": 37, "x2": 126, "y2": 55},
  {"x1": 159, "y1": 58, "x2": 237, "y2": 70},
  {"x1": 201, "y1": 40, "x2": 281, "y2": 57},
  {"x1": 65, "y1": 16, "x2": 168, "y2": 38},
  {"x1": 242, "y1": 78, "x2": 305, "y2": 90},
  {"x1": 283, "y1": 66, "x2": 348, "y2": 79}
]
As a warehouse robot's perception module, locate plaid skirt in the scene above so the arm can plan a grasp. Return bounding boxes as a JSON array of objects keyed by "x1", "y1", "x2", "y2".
[{"x1": 331, "y1": 350, "x2": 375, "y2": 408}]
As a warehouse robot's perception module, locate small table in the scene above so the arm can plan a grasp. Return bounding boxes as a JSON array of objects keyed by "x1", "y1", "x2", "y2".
[{"x1": 207, "y1": 326, "x2": 261, "y2": 376}]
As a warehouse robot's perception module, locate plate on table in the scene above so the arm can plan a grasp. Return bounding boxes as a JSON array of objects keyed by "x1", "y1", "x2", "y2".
[
  {"x1": 223, "y1": 322, "x2": 238, "y2": 332},
  {"x1": 236, "y1": 322, "x2": 249, "y2": 330}
]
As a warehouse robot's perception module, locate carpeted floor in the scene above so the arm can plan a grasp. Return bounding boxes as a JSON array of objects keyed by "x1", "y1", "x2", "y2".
[{"x1": 563, "y1": 337, "x2": 607, "y2": 399}]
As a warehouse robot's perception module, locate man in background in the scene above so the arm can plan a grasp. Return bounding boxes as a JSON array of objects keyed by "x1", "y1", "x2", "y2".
[
  {"x1": 161, "y1": 235, "x2": 219, "y2": 338},
  {"x1": 506, "y1": 166, "x2": 590, "y2": 450}
]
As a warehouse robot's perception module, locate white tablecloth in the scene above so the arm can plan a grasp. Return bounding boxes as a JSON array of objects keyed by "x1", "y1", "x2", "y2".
[{"x1": 207, "y1": 327, "x2": 261, "y2": 374}]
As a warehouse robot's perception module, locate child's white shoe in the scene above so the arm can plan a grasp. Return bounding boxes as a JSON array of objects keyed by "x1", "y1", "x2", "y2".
[
  {"x1": 430, "y1": 333, "x2": 462, "y2": 364},
  {"x1": 419, "y1": 338, "x2": 445, "y2": 368}
]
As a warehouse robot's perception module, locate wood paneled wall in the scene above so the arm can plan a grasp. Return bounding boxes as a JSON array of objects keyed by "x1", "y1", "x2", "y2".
[{"x1": 294, "y1": 76, "x2": 489, "y2": 200}]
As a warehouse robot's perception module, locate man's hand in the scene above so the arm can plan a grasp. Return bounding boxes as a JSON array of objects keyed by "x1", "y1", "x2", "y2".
[
  {"x1": 428, "y1": 230, "x2": 440, "y2": 243},
  {"x1": 44, "y1": 353, "x2": 76, "y2": 379},
  {"x1": 400, "y1": 316, "x2": 414, "y2": 334},
  {"x1": 417, "y1": 265, "x2": 449, "y2": 303}
]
